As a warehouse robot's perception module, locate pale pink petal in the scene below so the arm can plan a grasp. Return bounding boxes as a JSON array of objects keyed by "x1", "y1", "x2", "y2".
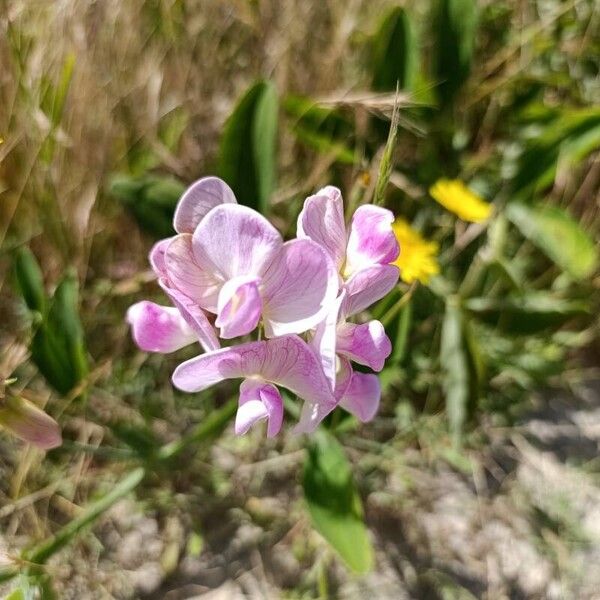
[
  {"x1": 172, "y1": 335, "x2": 335, "y2": 409},
  {"x1": 336, "y1": 320, "x2": 391, "y2": 372},
  {"x1": 159, "y1": 282, "x2": 220, "y2": 351},
  {"x1": 343, "y1": 264, "x2": 399, "y2": 317},
  {"x1": 339, "y1": 371, "x2": 381, "y2": 422},
  {"x1": 334, "y1": 356, "x2": 353, "y2": 402},
  {"x1": 261, "y1": 239, "x2": 339, "y2": 337},
  {"x1": 297, "y1": 187, "x2": 347, "y2": 270},
  {"x1": 173, "y1": 177, "x2": 237, "y2": 234},
  {"x1": 344, "y1": 205, "x2": 399, "y2": 276},
  {"x1": 165, "y1": 234, "x2": 221, "y2": 311},
  {"x1": 235, "y1": 379, "x2": 283, "y2": 437},
  {"x1": 310, "y1": 290, "x2": 346, "y2": 391},
  {"x1": 0, "y1": 397, "x2": 62, "y2": 450},
  {"x1": 149, "y1": 237, "x2": 173, "y2": 279},
  {"x1": 127, "y1": 301, "x2": 196, "y2": 353},
  {"x1": 293, "y1": 400, "x2": 335, "y2": 434},
  {"x1": 192, "y1": 204, "x2": 282, "y2": 280},
  {"x1": 215, "y1": 275, "x2": 262, "y2": 339}
]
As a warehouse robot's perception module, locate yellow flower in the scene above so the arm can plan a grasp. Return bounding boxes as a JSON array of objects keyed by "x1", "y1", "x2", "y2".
[
  {"x1": 429, "y1": 179, "x2": 492, "y2": 223},
  {"x1": 392, "y1": 219, "x2": 440, "y2": 284}
]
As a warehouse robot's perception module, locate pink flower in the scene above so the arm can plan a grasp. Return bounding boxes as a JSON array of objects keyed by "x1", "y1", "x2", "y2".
[
  {"x1": 308, "y1": 290, "x2": 391, "y2": 429},
  {"x1": 297, "y1": 186, "x2": 400, "y2": 316},
  {"x1": 165, "y1": 177, "x2": 338, "y2": 339},
  {"x1": 172, "y1": 335, "x2": 336, "y2": 437}
]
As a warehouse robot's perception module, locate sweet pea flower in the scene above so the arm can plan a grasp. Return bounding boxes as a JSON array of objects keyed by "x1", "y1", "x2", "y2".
[
  {"x1": 172, "y1": 335, "x2": 337, "y2": 437},
  {"x1": 308, "y1": 291, "x2": 391, "y2": 429},
  {"x1": 164, "y1": 177, "x2": 338, "y2": 339},
  {"x1": 298, "y1": 186, "x2": 400, "y2": 315}
]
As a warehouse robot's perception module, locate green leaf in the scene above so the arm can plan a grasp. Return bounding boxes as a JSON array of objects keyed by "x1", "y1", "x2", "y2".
[
  {"x1": 511, "y1": 108, "x2": 600, "y2": 198},
  {"x1": 13, "y1": 247, "x2": 46, "y2": 314},
  {"x1": 440, "y1": 298, "x2": 469, "y2": 445},
  {"x1": 506, "y1": 202, "x2": 598, "y2": 280},
  {"x1": 431, "y1": 0, "x2": 477, "y2": 105},
  {"x1": 465, "y1": 293, "x2": 589, "y2": 334},
  {"x1": 371, "y1": 7, "x2": 417, "y2": 92},
  {"x1": 29, "y1": 273, "x2": 89, "y2": 396},
  {"x1": 110, "y1": 174, "x2": 185, "y2": 239},
  {"x1": 302, "y1": 431, "x2": 373, "y2": 573},
  {"x1": 218, "y1": 80, "x2": 278, "y2": 214}
]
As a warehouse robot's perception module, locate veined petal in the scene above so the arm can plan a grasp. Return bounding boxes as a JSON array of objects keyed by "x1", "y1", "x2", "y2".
[
  {"x1": 297, "y1": 187, "x2": 347, "y2": 270},
  {"x1": 127, "y1": 301, "x2": 196, "y2": 353},
  {"x1": 172, "y1": 335, "x2": 335, "y2": 409},
  {"x1": 215, "y1": 275, "x2": 262, "y2": 339},
  {"x1": 174, "y1": 177, "x2": 237, "y2": 234},
  {"x1": 192, "y1": 204, "x2": 282, "y2": 281},
  {"x1": 149, "y1": 237, "x2": 174, "y2": 280},
  {"x1": 336, "y1": 320, "x2": 391, "y2": 372},
  {"x1": 0, "y1": 397, "x2": 61, "y2": 450},
  {"x1": 159, "y1": 281, "x2": 220, "y2": 351},
  {"x1": 293, "y1": 400, "x2": 335, "y2": 434},
  {"x1": 339, "y1": 371, "x2": 381, "y2": 422},
  {"x1": 165, "y1": 234, "x2": 221, "y2": 311},
  {"x1": 261, "y1": 239, "x2": 339, "y2": 337},
  {"x1": 310, "y1": 290, "x2": 346, "y2": 391},
  {"x1": 235, "y1": 379, "x2": 283, "y2": 438},
  {"x1": 344, "y1": 205, "x2": 399, "y2": 276},
  {"x1": 343, "y1": 264, "x2": 399, "y2": 317}
]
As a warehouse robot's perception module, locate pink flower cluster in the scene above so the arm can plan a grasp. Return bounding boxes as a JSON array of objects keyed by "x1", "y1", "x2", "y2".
[{"x1": 127, "y1": 177, "x2": 399, "y2": 435}]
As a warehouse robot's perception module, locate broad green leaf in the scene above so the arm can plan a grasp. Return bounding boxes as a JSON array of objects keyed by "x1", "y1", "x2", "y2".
[
  {"x1": 303, "y1": 431, "x2": 373, "y2": 573},
  {"x1": 13, "y1": 247, "x2": 46, "y2": 314},
  {"x1": 440, "y1": 298, "x2": 469, "y2": 444},
  {"x1": 431, "y1": 0, "x2": 477, "y2": 105},
  {"x1": 29, "y1": 273, "x2": 89, "y2": 396},
  {"x1": 110, "y1": 174, "x2": 185, "y2": 239},
  {"x1": 372, "y1": 7, "x2": 417, "y2": 92},
  {"x1": 506, "y1": 202, "x2": 598, "y2": 280},
  {"x1": 219, "y1": 80, "x2": 278, "y2": 214},
  {"x1": 512, "y1": 108, "x2": 600, "y2": 198},
  {"x1": 465, "y1": 293, "x2": 589, "y2": 334}
]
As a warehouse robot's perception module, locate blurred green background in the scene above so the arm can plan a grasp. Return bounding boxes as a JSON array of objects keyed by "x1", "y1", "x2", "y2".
[{"x1": 0, "y1": 0, "x2": 599, "y2": 598}]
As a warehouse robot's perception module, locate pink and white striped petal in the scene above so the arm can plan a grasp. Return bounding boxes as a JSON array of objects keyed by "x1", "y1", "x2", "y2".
[
  {"x1": 235, "y1": 379, "x2": 283, "y2": 438},
  {"x1": 215, "y1": 275, "x2": 262, "y2": 339}
]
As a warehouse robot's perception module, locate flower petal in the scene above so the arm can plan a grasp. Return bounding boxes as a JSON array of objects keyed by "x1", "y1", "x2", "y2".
[
  {"x1": 297, "y1": 186, "x2": 347, "y2": 270},
  {"x1": 339, "y1": 371, "x2": 381, "y2": 422},
  {"x1": 261, "y1": 239, "x2": 339, "y2": 337},
  {"x1": 293, "y1": 400, "x2": 335, "y2": 434},
  {"x1": 344, "y1": 205, "x2": 399, "y2": 276},
  {"x1": 336, "y1": 320, "x2": 391, "y2": 372},
  {"x1": 165, "y1": 234, "x2": 221, "y2": 311},
  {"x1": 215, "y1": 275, "x2": 262, "y2": 339},
  {"x1": 127, "y1": 301, "x2": 196, "y2": 353},
  {"x1": 149, "y1": 237, "x2": 173, "y2": 279},
  {"x1": 192, "y1": 204, "x2": 282, "y2": 280},
  {"x1": 343, "y1": 264, "x2": 399, "y2": 317},
  {"x1": 159, "y1": 282, "x2": 220, "y2": 351},
  {"x1": 172, "y1": 335, "x2": 335, "y2": 409},
  {"x1": 0, "y1": 397, "x2": 61, "y2": 450},
  {"x1": 236, "y1": 379, "x2": 283, "y2": 437},
  {"x1": 173, "y1": 177, "x2": 237, "y2": 234},
  {"x1": 310, "y1": 290, "x2": 346, "y2": 391}
]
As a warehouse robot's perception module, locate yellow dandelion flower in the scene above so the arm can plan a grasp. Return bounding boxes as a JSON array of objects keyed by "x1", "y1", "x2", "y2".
[
  {"x1": 392, "y1": 219, "x2": 440, "y2": 284},
  {"x1": 429, "y1": 178, "x2": 492, "y2": 223}
]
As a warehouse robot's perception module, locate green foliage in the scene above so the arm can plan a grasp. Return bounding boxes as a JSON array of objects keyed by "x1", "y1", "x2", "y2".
[
  {"x1": 371, "y1": 7, "x2": 417, "y2": 92},
  {"x1": 14, "y1": 252, "x2": 88, "y2": 397},
  {"x1": 110, "y1": 174, "x2": 185, "y2": 238},
  {"x1": 431, "y1": 0, "x2": 478, "y2": 105},
  {"x1": 506, "y1": 202, "x2": 598, "y2": 280},
  {"x1": 303, "y1": 431, "x2": 373, "y2": 573},
  {"x1": 218, "y1": 80, "x2": 278, "y2": 214}
]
